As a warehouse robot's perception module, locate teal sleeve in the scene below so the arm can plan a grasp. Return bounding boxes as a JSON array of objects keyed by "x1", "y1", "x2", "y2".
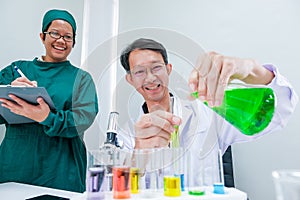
[
  {"x1": 40, "y1": 71, "x2": 98, "y2": 138},
  {"x1": 0, "y1": 116, "x2": 6, "y2": 124},
  {"x1": 0, "y1": 63, "x2": 17, "y2": 85},
  {"x1": 0, "y1": 63, "x2": 20, "y2": 124}
]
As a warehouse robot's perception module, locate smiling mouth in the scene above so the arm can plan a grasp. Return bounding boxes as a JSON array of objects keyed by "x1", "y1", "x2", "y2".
[
  {"x1": 145, "y1": 84, "x2": 161, "y2": 90},
  {"x1": 53, "y1": 45, "x2": 66, "y2": 51}
]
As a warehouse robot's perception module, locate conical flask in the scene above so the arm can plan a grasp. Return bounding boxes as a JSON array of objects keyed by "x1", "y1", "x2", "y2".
[{"x1": 192, "y1": 83, "x2": 276, "y2": 135}]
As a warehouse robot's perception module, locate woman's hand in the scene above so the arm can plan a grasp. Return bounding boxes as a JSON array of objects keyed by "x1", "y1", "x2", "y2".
[
  {"x1": 0, "y1": 95, "x2": 50, "y2": 122},
  {"x1": 11, "y1": 77, "x2": 38, "y2": 87}
]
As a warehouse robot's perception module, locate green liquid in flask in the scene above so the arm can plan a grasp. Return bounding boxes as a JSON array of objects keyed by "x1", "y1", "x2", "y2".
[{"x1": 191, "y1": 87, "x2": 275, "y2": 135}]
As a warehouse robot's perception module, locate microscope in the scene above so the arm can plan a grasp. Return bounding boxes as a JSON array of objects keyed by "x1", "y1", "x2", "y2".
[
  {"x1": 98, "y1": 111, "x2": 123, "y2": 191},
  {"x1": 86, "y1": 111, "x2": 123, "y2": 198}
]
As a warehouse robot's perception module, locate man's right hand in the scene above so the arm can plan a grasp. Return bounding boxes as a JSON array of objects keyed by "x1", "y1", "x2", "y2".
[{"x1": 134, "y1": 110, "x2": 181, "y2": 149}]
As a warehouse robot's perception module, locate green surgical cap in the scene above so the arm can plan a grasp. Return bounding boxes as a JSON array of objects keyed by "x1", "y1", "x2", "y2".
[{"x1": 42, "y1": 9, "x2": 76, "y2": 34}]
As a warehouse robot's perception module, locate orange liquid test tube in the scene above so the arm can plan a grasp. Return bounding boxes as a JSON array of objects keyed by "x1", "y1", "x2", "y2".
[{"x1": 113, "y1": 166, "x2": 131, "y2": 199}]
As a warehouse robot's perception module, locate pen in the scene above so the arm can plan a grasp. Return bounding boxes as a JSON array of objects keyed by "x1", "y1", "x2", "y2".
[{"x1": 14, "y1": 66, "x2": 27, "y2": 79}]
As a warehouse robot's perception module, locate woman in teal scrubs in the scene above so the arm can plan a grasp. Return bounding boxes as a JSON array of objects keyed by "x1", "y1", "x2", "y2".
[{"x1": 0, "y1": 9, "x2": 98, "y2": 193}]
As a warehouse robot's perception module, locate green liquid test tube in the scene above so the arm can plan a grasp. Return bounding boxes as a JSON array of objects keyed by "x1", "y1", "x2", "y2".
[
  {"x1": 191, "y1": 87, "x2": 275, "y2": 135},
  {"x1": 171, "y1": 125, "x2": 180, "y2": 148},
  {"x1": 170, "y1": 96, "x2": 180, "y2": 148},
  {"x1": 188, "y1": 190, "x2": 205, "y2": 196}
]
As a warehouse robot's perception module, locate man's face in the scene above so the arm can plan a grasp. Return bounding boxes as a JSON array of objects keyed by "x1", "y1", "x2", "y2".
[{"x1": 126, "y1": 49, "x2": 172, "y2": 103}]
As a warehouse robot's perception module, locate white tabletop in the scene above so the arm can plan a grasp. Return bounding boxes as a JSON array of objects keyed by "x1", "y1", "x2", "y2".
[
  {"x1": 0, "y1": 182, "x2": 80, "y2": 200},
  {"x1": 77, "y1": 188, "x2": 247, "y2": 200},
  {"x1": 0, "y1": 182, "x2": 247, "y2": 200}
]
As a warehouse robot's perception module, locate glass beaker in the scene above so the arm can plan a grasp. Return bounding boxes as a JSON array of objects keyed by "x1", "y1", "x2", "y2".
[
  {"x1": 162, "y1": 147, "x2": 185, "y2": 197},
  {"x1": 88, "y1": 149, "x2": 115, "y2": 192},
  {"x1": 187, "y1": 149, "x2": 205, "y2": 196},
  {"x1": 86, "y1": 151, "x2": 106, "y2": 200},
  {"x1": 130, "y1": 148, "x2": 164, "y2": 198},
  {"x1": 186, "y1": 148, "x2": 225, "y2": 196},
  {"x1": 272, "y1": 170, "x2": 300, "y2": 200},
  {"x1": 113, "y1": 166, "x2": 131, "y2": 199},
  {"x1": 112, "y1": 149, "x2": 132, "y2": 199},
  {"x1": 191, "y1": 83, "x2": 276, "y2": 135}
]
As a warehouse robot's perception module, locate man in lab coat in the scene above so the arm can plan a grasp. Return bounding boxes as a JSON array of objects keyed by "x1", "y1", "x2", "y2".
[{"x1": 118, "y1": 38, "x2": 298, "y2": 186}]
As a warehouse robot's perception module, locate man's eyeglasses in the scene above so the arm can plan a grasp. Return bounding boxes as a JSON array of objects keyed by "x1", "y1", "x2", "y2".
[
  {"x1": 130, "y1": 63, "x2": 166, "y2": 79},
  {"x1": 43, "y1": 31, "x2": 74, "y2": 42}
]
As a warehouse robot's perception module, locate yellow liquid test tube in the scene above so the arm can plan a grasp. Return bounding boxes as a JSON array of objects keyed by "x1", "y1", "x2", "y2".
[
  {"x1": 164, "y1": 176, "x2": 181, "y2": 197},
  {"x1": 130, "y1": 168, "x2": 139, "y2": 194}
]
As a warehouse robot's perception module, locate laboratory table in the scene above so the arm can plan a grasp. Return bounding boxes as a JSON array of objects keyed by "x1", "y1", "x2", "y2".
[{"x1": 0, "y1": 182, "x2": 247, "y2": 200}]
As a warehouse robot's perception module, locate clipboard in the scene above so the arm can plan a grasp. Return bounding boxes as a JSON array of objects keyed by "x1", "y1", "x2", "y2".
[{"x1": 0, "y1": 86, "x2": 56, "y2": 124}]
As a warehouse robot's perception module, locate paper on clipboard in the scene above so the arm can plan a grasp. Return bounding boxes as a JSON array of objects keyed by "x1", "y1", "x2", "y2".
[{"x1": 0, "y1": 85, "x2": 56, "y2": 124}]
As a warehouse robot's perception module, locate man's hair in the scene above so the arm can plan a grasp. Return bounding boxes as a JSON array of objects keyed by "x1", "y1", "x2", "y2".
[{"x1": 120, "y1": 38, "x2": 168, "y2": 73}]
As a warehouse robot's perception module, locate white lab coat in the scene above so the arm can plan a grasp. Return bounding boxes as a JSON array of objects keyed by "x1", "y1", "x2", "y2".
[{"x1": 118, "y1": 64, "x2": 298, "y2": 186}]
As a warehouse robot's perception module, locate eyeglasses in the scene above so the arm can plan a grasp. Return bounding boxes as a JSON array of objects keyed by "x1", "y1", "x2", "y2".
[
  {"x1": 43, "y1": 31, "x2": 74, "y2": 42},
  {"x1": 130, "y1": 63, "x2": 166, "y2": 79}
]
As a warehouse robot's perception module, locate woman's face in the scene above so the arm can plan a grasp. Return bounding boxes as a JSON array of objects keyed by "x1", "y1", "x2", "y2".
[{"x1": 40, "y1": 19, "x2": 74, "y2": 62}]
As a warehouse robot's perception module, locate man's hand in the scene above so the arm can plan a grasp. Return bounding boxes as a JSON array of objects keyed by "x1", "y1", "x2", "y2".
[
  {"x1": 0, "y1": 94, "x2": 50, "y2": 122},
  {"x1": 189, "y1": 51, "x2": 274, "y2": 107},
  {"x1": 134, "y1": 110, "x2": 181, "y2": 149}
]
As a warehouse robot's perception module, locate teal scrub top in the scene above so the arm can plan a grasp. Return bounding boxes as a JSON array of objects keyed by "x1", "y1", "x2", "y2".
[{"x1": 0, "y1": 58, "x2": 98, "y2": 193}]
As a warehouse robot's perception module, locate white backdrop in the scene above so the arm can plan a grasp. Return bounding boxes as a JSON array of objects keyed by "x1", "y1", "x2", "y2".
[
  {"x1": 118, "y1": 1, "x2": 300, "y2": 200},
  {"x1": 1, "y1": 1, "x2": 300, "y2": 200}
]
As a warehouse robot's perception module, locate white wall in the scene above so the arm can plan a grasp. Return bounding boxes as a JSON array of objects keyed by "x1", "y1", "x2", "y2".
[
  {"x1": 0, "y1": 1, "x2": 84, "y2": 67},
  {"x1": 118, "y1": 1, "x2": 300, "y2": 200},
  {"x1": 1, "y1": 1, "x2": 300, "y2": 200}
]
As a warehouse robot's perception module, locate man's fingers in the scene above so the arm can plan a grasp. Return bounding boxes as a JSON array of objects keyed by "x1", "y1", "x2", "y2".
[
  {"x1": 135, "y1": 111, "x2": 182, "y2": 140},
  {"x1": 135, "y1": 135, "x2": 170, "y2": 149},
  {"x1": 188, "y1": 69, "x2": 199, "y2": 92},
  {"x1": 137, "y1": 111, "x2": 179, "y2": 131},
  {"x1": 195, "y1": 53, "x2": 213, "y2": 77}
]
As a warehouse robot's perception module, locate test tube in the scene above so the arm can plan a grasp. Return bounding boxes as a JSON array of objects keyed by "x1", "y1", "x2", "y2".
[
  {"x1": 169, "y1": 97, "x2": 183, "y2": 191},
  {"x1": 163, "y1": 147, "x2": 183, "y2": 197},
  {"x1": 164, "y1": 176, "x2": 181, "y2": 197},
  {"x1": 187, "y1": 149, "x2": 205, "y2": 196},
  {"x1": 113, "y1": 166, "x2": 131, "y2": 199},
  {"x1": 169, "y1": 96, "x2": 180, "y2": 148},
  {"x1": 130, "y1": 168, "x2": 139, "y2": 194},
  {"x1": 86, "y1": 166, "x2": 105, "y2": 200},
  {"x1": 213, "y1": 149, "x2": 225, "y2": 194}
]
